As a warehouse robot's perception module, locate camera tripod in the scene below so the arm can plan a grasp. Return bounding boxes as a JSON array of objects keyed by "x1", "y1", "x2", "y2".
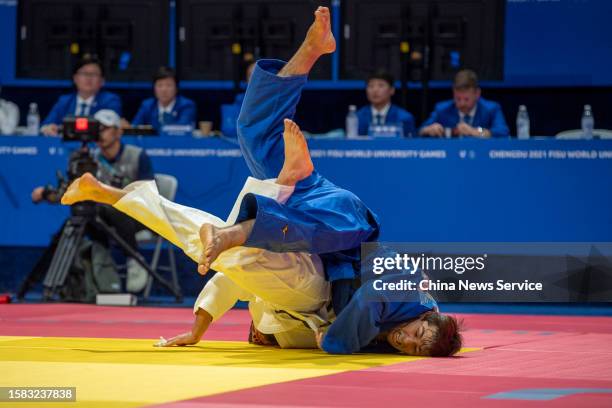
[{"x1": 42, "y1": 201, "x2": 182, "y2": 302}]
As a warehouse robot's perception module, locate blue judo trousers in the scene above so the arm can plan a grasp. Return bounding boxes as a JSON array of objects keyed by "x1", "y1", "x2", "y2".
[{"x1": 234, "y1": 60, "x2": 381, "y2": 314}]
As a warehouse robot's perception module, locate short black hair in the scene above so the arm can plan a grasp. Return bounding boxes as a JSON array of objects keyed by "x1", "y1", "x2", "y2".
[
  {"x1": 367, "y1": 69, "x2": 395, "y2": 88},
  {"x1": 153, "y1": 66, "x2": 178, "y2": 86},
  {"x1": 421, "y1": 311, "x2": 463, "y2": 357},
  {"x1": 73, "y1": 54, "x2": 104, "y2": 77}
]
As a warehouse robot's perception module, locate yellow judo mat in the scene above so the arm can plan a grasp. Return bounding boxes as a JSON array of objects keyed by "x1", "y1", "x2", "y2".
[{"x1": 0, "y1": 335, "x2": 428, "y2": 407}]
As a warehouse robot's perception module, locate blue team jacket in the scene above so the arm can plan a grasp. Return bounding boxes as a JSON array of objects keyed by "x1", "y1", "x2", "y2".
[
  {"x1": 421, "y1": 97, "x2": 509, "y2": 138},
  {"x1": 356, "y1": 104, "x2": 416, "y2": 137},
  {"x1": 132, "y1": 96, "x2": 196, "y2": 132},
  {"x1": 42, "y1": 91, "x2": 122, "y2": 126}
]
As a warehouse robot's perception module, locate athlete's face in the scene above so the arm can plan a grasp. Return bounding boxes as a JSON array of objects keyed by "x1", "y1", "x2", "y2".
[
  {"x1": 387, "y1": 316, "x2": 437, "y2": 356},
  {"x1": 453, "y1": 87, "x2": 481, "y2": 114},
  {"x1": 366, "y1": 79, "x2": 395, "y2": 106}
]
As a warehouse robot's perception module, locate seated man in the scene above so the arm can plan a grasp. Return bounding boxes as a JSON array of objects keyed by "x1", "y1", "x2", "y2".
[
  {"x1": 356, "y1": 70, "x2": 415, "y2": 137},
  {"x1": 27, "y1": 110, "x2": 154, "y2": 295},
  {"x1": 0, "y1": 82, "x2": 19, "y2": 135},
  {"x1": 131, "y1": 66, "x2": 196, "y2": 132},
  {"x1": 41, "y1": 55, "x2": 122, "y2": 136},
  {"x1": 62, "y1": 7, "x2": 462, "y2": 357},
  {"x1": 420, "y1": 69, "x2": 509, "y2": 138}
]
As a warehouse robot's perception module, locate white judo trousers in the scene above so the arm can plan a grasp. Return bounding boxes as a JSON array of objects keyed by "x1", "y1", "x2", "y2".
[{"x1": 113, "y1": 177, "x2": 331, "y2": 348}]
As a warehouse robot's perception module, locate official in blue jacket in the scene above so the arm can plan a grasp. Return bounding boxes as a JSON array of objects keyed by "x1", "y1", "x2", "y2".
[
  {"x1": 420, "y1": 69, "x2": 509, "y2": 138},
  {"x1": 356, "y1": 70, "x2": 416, "y2": 137},
  {"x1": 132, "y1": 66, "x2": 196, "y2": 132},
  {"x1": 41, "y1": 55, "x2": 121, "y2": 136}
]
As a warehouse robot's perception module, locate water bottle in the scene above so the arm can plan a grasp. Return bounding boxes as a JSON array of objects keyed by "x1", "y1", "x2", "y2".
[
  {"x1": 26, "y1": 103, "x2": 40, "y2": 136},
  {"x1": 345, "y1": 105, "x2": 358, "y2": 139},
  {"x1": 581, "y1": 104, "x2": 594, "y2": 140},
  {"x1": 516, "y1": 105, "x2": 530, "y2": 139}
]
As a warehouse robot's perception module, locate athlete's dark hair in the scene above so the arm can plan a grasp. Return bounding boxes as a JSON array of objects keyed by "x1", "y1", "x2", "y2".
[{"x1": 420, "y1": 311, "x2": 463, "y2": 357}]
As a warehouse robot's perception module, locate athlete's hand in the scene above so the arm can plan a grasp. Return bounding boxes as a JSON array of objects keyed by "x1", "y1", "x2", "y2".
[
  {"x1": 158, "y1": 309, "x2": 212, "y2": 347},
  {"x1": 161, "y1": 331, "x2": 200, "y2": 347}
]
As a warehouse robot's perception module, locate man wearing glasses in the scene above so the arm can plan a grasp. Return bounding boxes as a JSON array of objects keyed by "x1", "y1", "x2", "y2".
[{"x1": 40, "y1": 55, "x2": 121, "y2": 136}]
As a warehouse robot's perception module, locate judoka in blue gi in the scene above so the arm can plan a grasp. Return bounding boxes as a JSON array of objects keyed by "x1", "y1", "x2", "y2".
[
  {"x1": 61, "y1": 7, "x2": 462, "y2": 357},
  {"x1": 207, "y1": 7, "x2": 460, "y2": 356}
]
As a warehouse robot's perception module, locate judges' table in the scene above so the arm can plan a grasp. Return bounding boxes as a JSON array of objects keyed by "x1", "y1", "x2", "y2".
[{"x1": 1, "y1": 135, "x2": 611, "y2": 246}]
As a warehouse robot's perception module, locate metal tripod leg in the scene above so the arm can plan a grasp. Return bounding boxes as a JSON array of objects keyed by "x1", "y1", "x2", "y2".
[
  {"x1": 42, "y1": 216, "x2": 88, "y2": 300},
  {"x1": 94, "y1": 216, "x2": 182, "y2": 301}
]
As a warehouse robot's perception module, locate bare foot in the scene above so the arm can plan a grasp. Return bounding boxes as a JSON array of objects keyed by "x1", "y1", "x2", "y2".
[
  {"x1": 198, "y1": 221, "x2": 254, "y2": 275},
  {"x1": 61, "y1": 172, "x2": 104, "y2": 205},
  {"x1": 277, "y1": 119, "x2": 314, "y2": 186},
  {"x1": 198, "y1": 224, "x2": 231, "y2": 275},
  {"x1": 305, "y1": 6, "x2": 336, "y2": 56},
  {"x1": 278, "y1": 6, "x2": 336, "y2": 77}
]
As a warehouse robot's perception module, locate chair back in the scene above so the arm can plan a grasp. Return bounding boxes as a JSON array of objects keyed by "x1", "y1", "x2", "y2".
[{"x1": 154, "y1": 173, "x2": 178, "y2": 201}]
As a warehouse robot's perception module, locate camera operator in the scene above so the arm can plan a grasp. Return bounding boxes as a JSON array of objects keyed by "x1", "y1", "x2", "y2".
[{"x1": 26, "y1": 110, "x2": 155, "y2": 298}]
